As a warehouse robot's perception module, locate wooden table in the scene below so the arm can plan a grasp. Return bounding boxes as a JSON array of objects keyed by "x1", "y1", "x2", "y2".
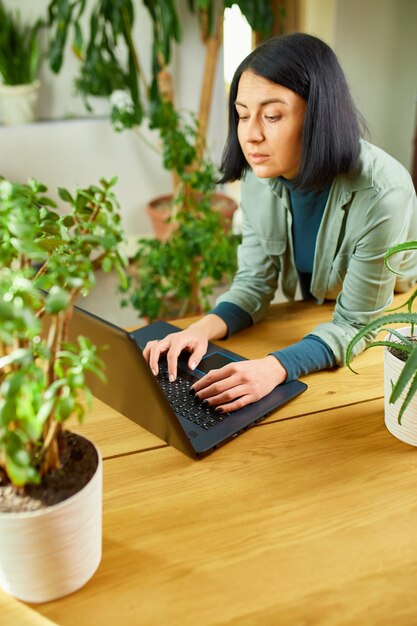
[
  {"x1": 66, "y1": 299, "x2": 389, "y2": 460},
  {"x1": 1, "y1": 295, "x2": 417, "y2": 625}
]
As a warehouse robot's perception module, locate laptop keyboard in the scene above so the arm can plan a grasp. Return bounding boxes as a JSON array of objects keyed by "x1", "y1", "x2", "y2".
[{"x1": 157, "y1": 364, "x2": 231, "y2": 430}]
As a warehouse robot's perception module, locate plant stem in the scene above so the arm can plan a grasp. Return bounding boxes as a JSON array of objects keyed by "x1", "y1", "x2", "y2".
[
  {"x1": 197, "y1": 10, "x2": 223, "y2": 158},
  {"x1": 40, "y1": 420, "x2": 62, "y2": 475},
  {"x1": 187, "y1": 258, "x2": 203, "y2": 315},
  {"x1": 33, "y1": 260, "x2": 50, "y2": 281},
  {"x1": 133, "y1": 127, "x2": 162, "y2": 156}
]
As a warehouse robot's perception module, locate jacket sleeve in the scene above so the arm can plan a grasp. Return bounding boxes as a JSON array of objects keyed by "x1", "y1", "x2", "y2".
[
  {"x1": 215, "y1": 204, "x2": 280, "y2": 323},
  {"x1": 311, "y1": 184, "x2": 417, "y2": 365}
]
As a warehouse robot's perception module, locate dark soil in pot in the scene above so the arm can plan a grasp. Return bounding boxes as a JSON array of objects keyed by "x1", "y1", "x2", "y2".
[
  {"x1": 0, "y1": 432, "x2": 98, "y2": 513},
  {"x1": 388, "y1": 335, "x2": 417, "y2": 362}
]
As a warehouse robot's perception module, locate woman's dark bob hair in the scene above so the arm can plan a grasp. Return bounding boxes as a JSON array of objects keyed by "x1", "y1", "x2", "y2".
[{"x1": 220, "y1": 32, "x2": 363, "y2": 191}]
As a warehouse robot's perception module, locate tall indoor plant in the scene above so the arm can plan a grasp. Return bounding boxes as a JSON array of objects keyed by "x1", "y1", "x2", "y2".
[
  {"x1": 0, "y1": 0, "x2": 43, "y2": 124},
  {"x1": 346, "y1": 241, "x2": 417, "y2": 445},
  {"x1": 45, "y1": 0, "x2": 274, "y2": 319},
  {"x1": 127, "y1": 148, "x2": 240, "y2": 321},
  {"x1": 0, "y1": 175, "x2": 128, "y2": 602}
]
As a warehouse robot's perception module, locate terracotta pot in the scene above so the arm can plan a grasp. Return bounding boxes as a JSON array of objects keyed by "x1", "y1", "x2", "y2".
[
  {"x1": 384, "y1": 326, "x2": 417, "y2": 446},
  {"x1": 0, "y1": 436, "x2": 102, "y2": 603},
  {"x1": 146, "y1": 192, "x2": 238, "y2": 242}
]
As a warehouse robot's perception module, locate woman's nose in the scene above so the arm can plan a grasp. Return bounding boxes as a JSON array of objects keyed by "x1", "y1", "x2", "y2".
[{"x1": 245, "y1": 117, "x2": 264, "y2": 142}]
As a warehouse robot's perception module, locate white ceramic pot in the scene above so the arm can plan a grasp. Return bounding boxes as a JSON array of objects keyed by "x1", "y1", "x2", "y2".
[
  {"x1": 0, "y1": 80, "x2": 40, "y2": 125},
  {"x1": 0, "y1": 438, "x2": 102, "y2": 603},
  {"x1": 384, "y1": 326, "x2": 417, "y2": 446}
]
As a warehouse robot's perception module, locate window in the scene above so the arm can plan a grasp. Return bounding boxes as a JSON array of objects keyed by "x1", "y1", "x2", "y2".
[{"x1": 223, "y1": 5, "x2": 252, "y2": 88}]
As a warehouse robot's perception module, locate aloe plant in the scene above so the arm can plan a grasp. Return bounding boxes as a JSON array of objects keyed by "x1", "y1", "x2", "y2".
[
  {"x1": 0, "y1": 176, "x2": 128, "y2": 487},
  {"x1": 346, "y1": 241, "x2": 417, "y2": 423}
]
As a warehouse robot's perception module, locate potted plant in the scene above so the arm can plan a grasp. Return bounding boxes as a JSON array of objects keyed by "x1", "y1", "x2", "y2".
[
  {"x1": 120, "y1": 95, "x2": 240, "y2": 321},
  {"x1": 346, "y1": 241, "x2": 417, "y2": 445},
  {"x1": 125, "y1": 148, "x2": 240, "y2": 321},
  {"x1": 0, "y1": 175, "x2": 128, "y2": 602},
  {"x1": 0, "y1": 0, "x2": 43, "y2": 124},
  {"x1": 45, "y1": 0, "x2": 273, "y2": 318}
]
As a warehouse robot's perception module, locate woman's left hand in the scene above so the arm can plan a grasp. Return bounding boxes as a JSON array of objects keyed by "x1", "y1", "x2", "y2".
[{"x1": 192, "y1": 355, "x2": 288, "y2": 413}]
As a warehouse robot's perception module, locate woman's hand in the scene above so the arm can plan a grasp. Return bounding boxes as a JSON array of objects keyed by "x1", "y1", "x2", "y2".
[
  {"x1": 192, "y1": 355, "x2": 288, "y2": 413},
  {"x1": 142, "y1": 314, "x2": 228, "y2": 381}
]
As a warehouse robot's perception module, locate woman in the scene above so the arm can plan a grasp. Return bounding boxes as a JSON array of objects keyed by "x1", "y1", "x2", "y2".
[{"x1": 144, "y1": 32, "x2": 417, "y2": 413}]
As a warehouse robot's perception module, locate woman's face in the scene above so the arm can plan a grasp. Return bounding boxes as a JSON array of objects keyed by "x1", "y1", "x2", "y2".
[{"x1": 235, "y1": 70, "x2": 307, "y2": 179}]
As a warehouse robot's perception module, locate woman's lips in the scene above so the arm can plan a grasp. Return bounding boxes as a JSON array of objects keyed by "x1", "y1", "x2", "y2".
[{"x1": 248, "y1": 152, "x2": 269, "y2": 164}]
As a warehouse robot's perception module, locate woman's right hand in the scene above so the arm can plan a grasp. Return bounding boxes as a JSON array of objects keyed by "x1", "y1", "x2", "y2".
[{"x1": 142, "y1": 314, "x2": 228, "y2": 382}]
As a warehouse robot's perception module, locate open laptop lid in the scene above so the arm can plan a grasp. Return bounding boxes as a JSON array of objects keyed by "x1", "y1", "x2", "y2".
[{"x1": 68, "y1": 306, "x2": 198, "y2": 458}]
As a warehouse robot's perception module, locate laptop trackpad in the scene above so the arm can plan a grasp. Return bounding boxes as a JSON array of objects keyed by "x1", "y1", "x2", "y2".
[{"x1": 194, "y1": 352, "x2": 238, "y2": 374}]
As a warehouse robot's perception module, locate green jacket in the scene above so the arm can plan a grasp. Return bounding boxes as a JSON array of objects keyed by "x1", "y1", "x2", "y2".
[{"x1": 217, "y1": 141, "x2": 417, "y2": 365}]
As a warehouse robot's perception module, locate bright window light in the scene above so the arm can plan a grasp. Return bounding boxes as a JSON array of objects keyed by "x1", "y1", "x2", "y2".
[{"x1": 223, "y1": 5, "x2": 252, "y2": 87}]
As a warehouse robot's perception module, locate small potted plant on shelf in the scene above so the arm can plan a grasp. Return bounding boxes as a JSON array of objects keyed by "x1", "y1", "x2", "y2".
[
  {"x1": 0, "y1": 0, "x2": 44, "y2": 124},
  {"x1": 0, "y1": 175, "x2": 128, "y2": 603},
  {"x1": 346, "y1": 241, "x2": 417, "y2": 446}
]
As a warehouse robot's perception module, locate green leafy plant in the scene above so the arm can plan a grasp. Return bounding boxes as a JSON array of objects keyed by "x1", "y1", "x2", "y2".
[
  {"x1": 123, "y1": 98, "x2": 239, "y2": 320},
  {"x1": 0, "y1": 176, "x2": 128, "y2": 488},
  {"x1": 0, "y1": 1, "x2": 43, "y2": 85},
  {"x1": 45, "y1": 1, "x2": 272, "y2": 319},
  {"x1": 128, "y1": 179, "x2": 239, "y2": 320},
  {"x1": 346, "y1": 241, "x2": 417, "y2": 423}
]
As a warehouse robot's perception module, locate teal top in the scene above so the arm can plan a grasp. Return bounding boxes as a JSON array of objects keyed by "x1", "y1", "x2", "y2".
[
  {"x1": 280, "y1": 176, "x2": 330, "y2": 277},
  {"x1": 273, "y1": 177, "x2": 333, "y2": 378}
]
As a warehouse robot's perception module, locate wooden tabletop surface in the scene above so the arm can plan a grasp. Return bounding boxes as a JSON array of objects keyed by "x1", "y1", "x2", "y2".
[{"x1": 1, "y1": 293, "x2": 416, "y2": 625}]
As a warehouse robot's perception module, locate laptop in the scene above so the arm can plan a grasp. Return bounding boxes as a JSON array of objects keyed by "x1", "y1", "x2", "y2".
[{"x1": 68, "y1": 306, "x2": 307, "y2": 458}]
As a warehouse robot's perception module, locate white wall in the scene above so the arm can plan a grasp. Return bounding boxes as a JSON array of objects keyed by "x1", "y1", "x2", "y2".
[
  {"x1": 0, "y1": 119, "x2": 172, "y2": 238},
  {"x1": 334, "y1": 0, "x2": 417, "y2": 170},
  {"x1": 299, "y1": 0, "x2": 416, "y2": 172},
  {"x1": 299, "y1": 0, "x2": 337, "y2": 46}
]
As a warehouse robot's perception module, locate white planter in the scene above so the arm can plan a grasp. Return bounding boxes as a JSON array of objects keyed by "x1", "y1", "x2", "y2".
[
  {"x1": 0, "y1": 80, "x2": 41, "y2": 125},
  {"x1": 384, "y1": 326, "x2": 417, "y2": 446},
  {"x1": 0, "y1": 438, "x2": 102, "y2": 603}
]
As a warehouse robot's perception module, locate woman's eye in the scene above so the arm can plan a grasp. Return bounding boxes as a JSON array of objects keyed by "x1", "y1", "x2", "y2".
[
  {"x1": 265, "y1": 115, "x2": 281, "y2": 122},
  {"x1": 238, "y1": 115, "x2": 249, "y2": 121}
]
